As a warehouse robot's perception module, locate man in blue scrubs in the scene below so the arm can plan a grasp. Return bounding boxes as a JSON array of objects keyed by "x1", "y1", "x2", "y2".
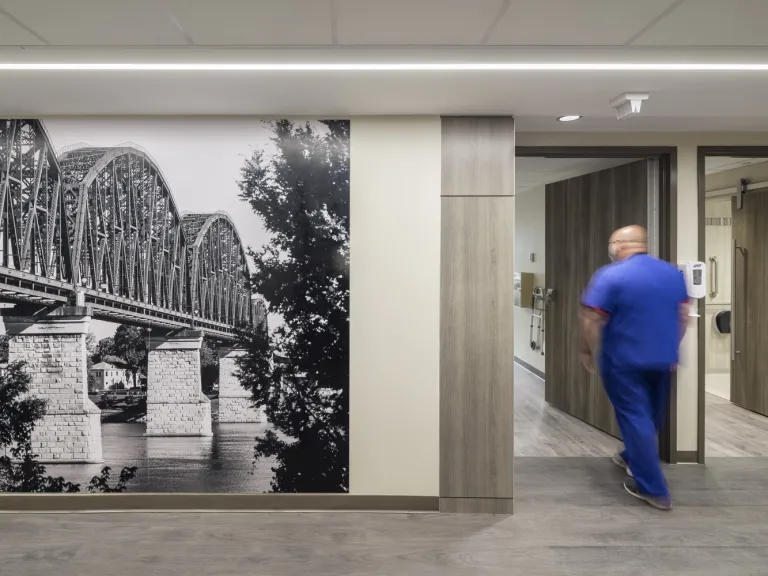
[{"x1": 580, "y1": 225, "x2": 690, "y2": 510}]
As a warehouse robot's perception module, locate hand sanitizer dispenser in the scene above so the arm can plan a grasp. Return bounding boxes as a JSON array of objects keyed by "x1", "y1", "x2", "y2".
[{"x1": 678, "y1": 261, "x2": 706, "y2": 316}]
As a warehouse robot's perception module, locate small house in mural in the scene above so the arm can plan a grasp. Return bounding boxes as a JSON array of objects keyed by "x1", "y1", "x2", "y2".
[{"x1": 89, "y1": 362, "x2": 128, "y2": 392}]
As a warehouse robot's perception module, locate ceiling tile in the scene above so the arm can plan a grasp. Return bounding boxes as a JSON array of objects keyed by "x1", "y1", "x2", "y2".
[
  {"x1": 488, "y1": 0, "x2": 678, "y2": 45},
  {"x1": 167, "y1": 0, "x2": 332, "y2": 45},
  {"x1": 0, "y1": 10, "x2": 46, "y2": 45},
  {"x1": 0, "y1": 0, "x2": 184, "y2": 45},
  {"x1": 632, "y1": 0, "x2": 768, "y2": 46},
  {"x1": 335, "y1": 0, "x2": 502, "y2": 45}
]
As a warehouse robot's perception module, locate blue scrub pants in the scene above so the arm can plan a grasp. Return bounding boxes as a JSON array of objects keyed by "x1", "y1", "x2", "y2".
[{"x1": 601, "y1": 365, "x2": 671, "y2": 497}]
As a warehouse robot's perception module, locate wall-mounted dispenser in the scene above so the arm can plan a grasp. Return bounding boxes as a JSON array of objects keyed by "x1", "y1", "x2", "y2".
[
  {"x1": 678, "y1": 261, "x2": 706, "y2": 317},
  {"x1": 713, "y1": 310, "x2": 731, "y2": 335},
  {"x1": 679, "y1": 261, "x2": 706, "y2": 297}
]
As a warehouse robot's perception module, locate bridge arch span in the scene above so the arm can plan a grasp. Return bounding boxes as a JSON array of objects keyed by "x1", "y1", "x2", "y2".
[
  {"x1": 182, "y1": 211, "x2": 252, "y2": 327},
  {"x1": 58, "y1": 145, "x2": 188, "y2": 314},
  {"x1": 1, "y1": 121, "x2": 259, "y2": 338},
  {"x1": 0, "y1": 119, "x2": 68, "y2": 279}
]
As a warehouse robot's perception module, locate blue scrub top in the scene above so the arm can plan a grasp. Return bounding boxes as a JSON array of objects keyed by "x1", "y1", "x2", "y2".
[{"x1": 582, "y1": 254, "x2": 689, "y2": 371}]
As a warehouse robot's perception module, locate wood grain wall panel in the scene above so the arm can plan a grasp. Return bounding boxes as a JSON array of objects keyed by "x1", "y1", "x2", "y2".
[
  {"x1": 545, "y1": 160, "x2": 648, "y2": 438},
  {"x1": 440, "y1": 196, "x2": 515, "y2": 499},
  {"x1": 731, "y1": 192, "x2": 768, "y2": 417},
  {"x1": 440, "y1": 116, "x2": 515, "y2": 508},
  {"x1": 441, "y1": 117, "x2": 515, "y2": 197}
]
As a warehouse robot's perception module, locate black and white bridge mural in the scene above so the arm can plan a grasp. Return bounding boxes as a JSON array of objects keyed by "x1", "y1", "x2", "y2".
[
  {"x1": 0, "y1": 119, "x2": 267, "y2": 463},
  {"x1": 0, "y1": 119, "x2": 266, "y2": 339}
]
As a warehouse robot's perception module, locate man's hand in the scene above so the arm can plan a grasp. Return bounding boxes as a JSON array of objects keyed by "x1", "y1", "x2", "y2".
[
  {"x1": 580, "y1": 351, "x2": 595, "y2": 373},
  {"x1": 580, "y1": 306, "x2": 606, "y2": 374}
]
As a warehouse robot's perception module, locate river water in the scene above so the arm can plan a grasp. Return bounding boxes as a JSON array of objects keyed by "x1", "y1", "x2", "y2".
[{"x1": 45, "y1": 422, "x2": 277, "y2": 493}]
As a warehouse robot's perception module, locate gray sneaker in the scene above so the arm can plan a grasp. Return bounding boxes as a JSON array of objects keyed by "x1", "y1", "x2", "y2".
[
  {"x1": 612, "y1": 452, "x2": 634, "y2": 478},
  {"x1": 624, "y1": 478, "x2": 672, "y2": 511}
]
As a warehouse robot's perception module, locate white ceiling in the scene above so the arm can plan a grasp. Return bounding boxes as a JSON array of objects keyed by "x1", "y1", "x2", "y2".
[
  {"x1": 2, "y1": 0, "x2": 768, "y2": 126},
  {"x1": 2, "y1": 0, "x2": 768, "y2": 47}
]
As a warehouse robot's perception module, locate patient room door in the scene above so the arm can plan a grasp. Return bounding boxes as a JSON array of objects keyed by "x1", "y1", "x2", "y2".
[
  {"x1": 731, "y1": 188, "x2": 768, "y2": 416},
  {"x1": 545, "y1": 160, "x2": 651, "y2": 438}
]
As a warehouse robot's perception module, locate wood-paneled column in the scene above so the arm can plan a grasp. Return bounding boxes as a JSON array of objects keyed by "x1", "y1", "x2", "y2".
[{"x1": 440, "y1": 117, "x2": 515, "y2": 514}]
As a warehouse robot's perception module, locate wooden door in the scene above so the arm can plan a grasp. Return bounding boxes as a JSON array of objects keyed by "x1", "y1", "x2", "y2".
[
  {"x1": 731, "y1": 190, "x2": 768, "y2": 415},
  {"x1": 545, "y1": 160, "x2": 649, "y2": 437}
]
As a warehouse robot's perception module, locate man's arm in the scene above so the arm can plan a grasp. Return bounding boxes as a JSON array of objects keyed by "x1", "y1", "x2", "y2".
[
  {"x1": 581, "y1": 306, "x2": 608, "y2": 357},
  {"x1": 580, "y1": 267, "x2": 614, "y2": 372},
  {"x1": 679, "y1": 300, "x2": 691, "y2": 343},
  {"x1": 677, "y1": 271, "x2": 691, "y2": 343}
]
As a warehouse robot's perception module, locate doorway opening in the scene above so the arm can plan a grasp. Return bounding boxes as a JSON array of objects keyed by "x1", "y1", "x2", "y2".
[
  {"x1": 701, "y1": 151, "x2": 768, "y2": 458},
  {"x1": 514, "y1": 147, "x2": 676, "y2": 462}
]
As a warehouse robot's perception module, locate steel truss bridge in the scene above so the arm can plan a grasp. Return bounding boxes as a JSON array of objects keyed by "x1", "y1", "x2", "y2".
[{"x1": 0, "y1": 119, "x2": 267, "y2": 340}]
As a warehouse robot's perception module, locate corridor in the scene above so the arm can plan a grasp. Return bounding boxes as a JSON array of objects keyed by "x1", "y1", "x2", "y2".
[{"x1": 4, "y1": 457, "x2": 767, "y2": 576}]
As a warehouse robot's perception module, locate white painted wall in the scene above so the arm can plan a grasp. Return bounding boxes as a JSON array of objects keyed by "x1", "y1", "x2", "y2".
[
  {"x1": 514, "y1": 185, "x2": 546, "y2": 374},
  {"x1": 349, "y1": 117, "x2": 441, "y2": 496},
  {"x1": 675, "y1": 145, "x2": 700, "y2": 452}
]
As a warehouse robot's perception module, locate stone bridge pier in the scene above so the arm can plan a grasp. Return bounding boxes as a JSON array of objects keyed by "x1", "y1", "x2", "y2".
[
  {"x1": 145, "y1": 329, "x2": 212, "y2": 437},
  {"x1": 4, "y1": 306, "x2": 103, "y2": 463},
  {"x1": 218, "y1": 348, "x2": 265, "y2": 423}
]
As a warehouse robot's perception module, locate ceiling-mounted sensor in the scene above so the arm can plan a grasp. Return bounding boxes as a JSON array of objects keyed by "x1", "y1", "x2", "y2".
[{"x1": 609, "y1": 93, "x2": 649, "y2": 120}]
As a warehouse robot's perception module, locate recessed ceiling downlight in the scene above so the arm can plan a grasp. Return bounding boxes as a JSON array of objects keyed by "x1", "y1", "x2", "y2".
[{"x1": 557, "y1": 115, "x2": 582, "y2": 122}]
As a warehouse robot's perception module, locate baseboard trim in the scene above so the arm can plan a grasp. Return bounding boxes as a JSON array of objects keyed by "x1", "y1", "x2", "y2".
[
  {"x1": 675, "y1": 450, "x2": 699, "y2": 464},
  {"x1": 439, "y1": 497, "x2": 514, "y2": 514},
  {"x1": 514, "y1": 357, "x2": 545, "y2": 381},
  {"x1": 0, "y1": 494, "x2": 439, "y2": 513}
]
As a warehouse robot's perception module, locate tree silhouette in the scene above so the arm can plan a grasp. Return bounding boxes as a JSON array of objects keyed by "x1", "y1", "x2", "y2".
[
  {"x1": 86, "y1": 332, "x2": 98, "y2": 392},
  {"x1": 200, "y1": 338, "x2": 219, "y2": 395},
  {"x1": 113, "y1": 325, "x2": 148, "y2": 388},
  {"x1": 0, "y1": 361, "x2": 137, "y2": 492},
  {"x1": 236, "y1": 120, "x2": 349, "y2": 493},
  {"x1": 92, "y1": 336, "x2": 116, "y2": 364},
  {"x1": 0, "y1": 334, "x2": 9, "y2": 364}
]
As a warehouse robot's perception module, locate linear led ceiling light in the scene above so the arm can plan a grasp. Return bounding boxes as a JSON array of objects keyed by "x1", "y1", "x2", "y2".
[{"x1": 1, "y1": 63, "x2": 768, "y2": 71}]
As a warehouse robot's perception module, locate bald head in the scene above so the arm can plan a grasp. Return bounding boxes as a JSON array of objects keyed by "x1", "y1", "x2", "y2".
[{"x1": 608, "y1": 225, "x2": 648, "y2": 262}]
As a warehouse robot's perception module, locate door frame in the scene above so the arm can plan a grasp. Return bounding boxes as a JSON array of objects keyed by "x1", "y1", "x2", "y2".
[
  {"x1": 696, "y1": 146, "x2": 768, "y2": 465},
  {"x1": 517, "y1": 146, "x2": 678, "y2": 463}
]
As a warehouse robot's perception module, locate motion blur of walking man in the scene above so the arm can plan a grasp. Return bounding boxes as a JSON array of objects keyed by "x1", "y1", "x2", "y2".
[{"x1": 580, "y1": 225, "x2": 689, "y2": 510}]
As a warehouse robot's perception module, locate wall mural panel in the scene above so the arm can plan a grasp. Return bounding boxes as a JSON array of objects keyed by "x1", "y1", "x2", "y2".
[{"x1": 0, "y1": 118, "x2": 350, "y2": 494}]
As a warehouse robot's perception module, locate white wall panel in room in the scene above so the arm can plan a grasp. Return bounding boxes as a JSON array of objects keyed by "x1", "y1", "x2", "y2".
[{"x1": 349, "y1": 117, "x2": 441, "y2": 496}]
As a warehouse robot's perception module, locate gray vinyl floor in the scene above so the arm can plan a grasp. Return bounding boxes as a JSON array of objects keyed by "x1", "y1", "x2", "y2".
[
  {"x1": 516, "y1": 364, "x2": 768, "y2": 458},
  {"x1": 706, "y1": 393, "x2": 768, "y2": 456},
  {"x1": 514, "y1": 364, "x2": 617, "y2": 457},
  {"x1": 6, "y1": 370, "x2": 768, "y2": 574},
  {"x1": 3, "y1": 457, "x2": 768, "y2": 575}
]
